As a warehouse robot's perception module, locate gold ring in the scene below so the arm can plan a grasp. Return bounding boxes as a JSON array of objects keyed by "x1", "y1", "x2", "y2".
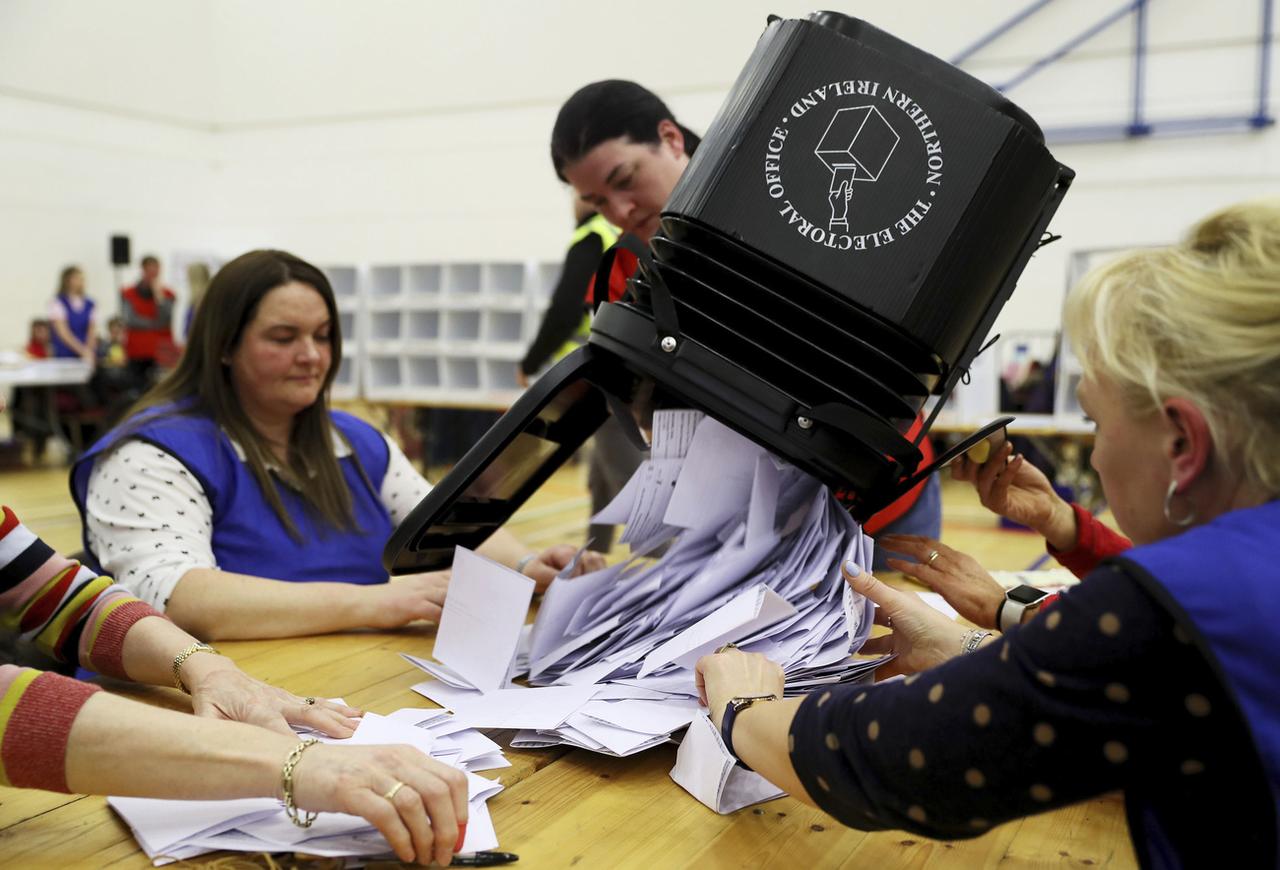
[
  {"x1": 927, "y1": 550, "x2": 940, "y2": 565},
  {"x1": 304, "y1": 697, "x2": 316, "y2": 705},
  {"x1": 715, "y1": 642, "x2": 738, "y2": 654},
  {"x1": 384, "y1": 781, "x2": 406, "y2": 802}
]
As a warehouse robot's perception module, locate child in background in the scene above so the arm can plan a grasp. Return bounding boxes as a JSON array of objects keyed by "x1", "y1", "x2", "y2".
[
  {"x1": 99, "y1": 316, "x2": 127, "y2": 368},
  {"x1": 24, "y1": 319, "x2": 51, "y2": 358},
  {"x1": 14, "y1": 320, "x2": 53, "y2": 460}
]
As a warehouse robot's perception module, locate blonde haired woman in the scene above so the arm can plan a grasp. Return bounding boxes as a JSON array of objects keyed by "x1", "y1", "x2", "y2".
[{"x1": 694, "y1": 199, "x2": 1280, "y2": 866}]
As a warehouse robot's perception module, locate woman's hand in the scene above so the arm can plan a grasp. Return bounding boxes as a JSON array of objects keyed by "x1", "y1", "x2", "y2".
[
  {"x1": 843, "y1": 562, "x2": 972, "y2": 679},
  {"x1": 521, "y1": 545, "x2": 608, "y2": 592},
  {"x1": 362, "y1": 571, "x2": 451, "y2": 628},
  {"x1": 877, "y1": 535, "x2": 1005, "y2": 630},
  {"x1": 184, "y1": 655, "x2": 362, "y2": 737},
  {"x1": 292, "y1": 743, "x2": 470, "y2": 866},
  {"x1": 694, "y1": 648, "x2": 785, "y2": 728},
  {"x1": 950, "y1": 442, "x2": 1077, "y2": 549}
]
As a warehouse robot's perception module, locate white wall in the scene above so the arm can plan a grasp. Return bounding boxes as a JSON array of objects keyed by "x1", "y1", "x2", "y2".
[
  {"x1": 0, "y1": 0, "x2": 1275, "y2": 351},
  {"x1": 0, "y1": 94, "x2": 219, "y2": 345}
]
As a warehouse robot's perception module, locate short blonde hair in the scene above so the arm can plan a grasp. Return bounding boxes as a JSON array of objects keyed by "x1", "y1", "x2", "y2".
[{"x1": 1064, "y1": 198, "x2": 1280, "y2": 497}]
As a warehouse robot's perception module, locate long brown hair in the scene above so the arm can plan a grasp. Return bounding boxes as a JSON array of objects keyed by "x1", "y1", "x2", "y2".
[
  {"x1": 58, "y1": 265, "x2": 83, "y2": 296},
  {"x1": 123, "y1": 249, "x2": 353, "y2": 538}
]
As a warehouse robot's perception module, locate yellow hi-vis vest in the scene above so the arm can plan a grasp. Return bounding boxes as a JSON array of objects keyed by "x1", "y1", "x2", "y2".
[{"x1": 553, "y1": 214, "x2": 620, "y2": 361}]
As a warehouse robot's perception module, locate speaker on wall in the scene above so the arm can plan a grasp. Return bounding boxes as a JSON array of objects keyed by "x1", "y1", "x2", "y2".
[{"x1": 110, "y1": 235, "x2": 131, "y2": 266}]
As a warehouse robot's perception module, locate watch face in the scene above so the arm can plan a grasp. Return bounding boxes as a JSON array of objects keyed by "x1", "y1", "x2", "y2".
[{"x1": 1008, "y1": 584, "x2": 1048, "y2": 604}]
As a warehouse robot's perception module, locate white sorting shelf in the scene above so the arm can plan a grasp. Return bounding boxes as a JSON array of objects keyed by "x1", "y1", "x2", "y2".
[
  {"x1": 484, "y1": 358, "x2": 520, "y2": 391},
  {"x1": 484, "y1": 310, "x2": 524, "y2": 343},
  {"x1": 337, "y1": 310, "x2": 357, "y2": 340},
  {"x1": 406, "y1": 356, "x2": 441, "y2": 389},
  {"x1": 322, "y1": 265, "x2": 363, "y2": 401},
  {"x1": 444, "y1": 310, "x2": 482, "y2": 342},
  {"x1": 444, "y1": 263, "x2": 482, "y2": 294},
  {"x1": 326, "y1": 266, "x2": 358, "y2": 298},
  {"x1": 356, "y1": 258, "x2": 582, "y2": 405},
  {"x1": 444, "y1": 357, "x2": 481, "y2": 391},
  {"x1": 406, "y1": 310, "x2": 440, "y2": 340},
  {"x1": 369, "y1": 265, "x2": 403, "y2": 297},
  {"x1": 367, "y1": 355, "x2": 402, "y2": 391},
  {"x1": 535, "y1": 261, "x2": 561, "y2": 299},
  {"x1": 407, "y1": 264, "x2": 442, "y2": 295},
  {"x1": 370, "y1": 310, "x2": 402, "y2": 341},
  {"x1": 331, "y1": 356, "x2": 357, "y2": 399},
  {"x1": 485, "y1": 263, "x2": 525, "y2": 295}
]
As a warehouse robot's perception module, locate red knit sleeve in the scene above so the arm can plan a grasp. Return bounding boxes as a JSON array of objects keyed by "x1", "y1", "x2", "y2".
[
  {"x1": 1046, "y1": 503, "x2": 1133, "y2": 578},
  {"x1": 0, "y1": 665, "x2": 101, "y2": 793}
]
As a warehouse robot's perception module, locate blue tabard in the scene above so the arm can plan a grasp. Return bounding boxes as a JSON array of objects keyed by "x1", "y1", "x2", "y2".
[
  {"x1": 72, "y1": 407, "x2": 393, "y2": 585},
  {"x1": 50, "y1": 294, "x2": 95, "y2": 358},
  {"x1": 1115, "y1": 499, "x2": 1280, "y2": 865}
]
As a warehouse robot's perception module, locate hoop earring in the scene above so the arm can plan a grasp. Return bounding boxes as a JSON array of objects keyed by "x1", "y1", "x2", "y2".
[{"x1": 1163, "y1": 480, "x2": 1196, "y2": 527}]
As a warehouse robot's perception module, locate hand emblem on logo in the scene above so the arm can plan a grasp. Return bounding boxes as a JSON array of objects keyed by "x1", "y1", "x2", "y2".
[
  {"x1": 828, "y1": 180, "x2": 853, "y2": 231},
  {"x1": 815, "y1": 106, "x2": 900, "y2": 232}
]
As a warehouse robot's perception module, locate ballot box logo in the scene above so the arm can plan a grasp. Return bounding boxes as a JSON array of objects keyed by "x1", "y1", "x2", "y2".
[
  {"x1": 815, "y1": 106, "x2": 899, "y2": 231},
  {"x1": 763, "y1": 79, "x2": 943, "y2": 252}
]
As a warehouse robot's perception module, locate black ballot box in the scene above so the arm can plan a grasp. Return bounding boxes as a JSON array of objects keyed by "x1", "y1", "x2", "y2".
[
  {"x1": 660, "y1": 12, "x2": 1070, "y2": 379},
  {"x1": 384, "y1": 11, "x2": 1071, "y2": 575}
]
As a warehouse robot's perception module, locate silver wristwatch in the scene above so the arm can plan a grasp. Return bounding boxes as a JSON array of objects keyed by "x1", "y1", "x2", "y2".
[{"x1": 998, "y1": 584, "x2": 1051, "y2": 632}]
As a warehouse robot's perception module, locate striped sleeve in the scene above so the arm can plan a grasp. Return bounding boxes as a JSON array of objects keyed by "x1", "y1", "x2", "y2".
[
  {"x1": 0, "y1": 663, "x2": 100, "y2": 791},
  {"x1": 0, "y1": 506, "x2": 165, "y2": 680}
]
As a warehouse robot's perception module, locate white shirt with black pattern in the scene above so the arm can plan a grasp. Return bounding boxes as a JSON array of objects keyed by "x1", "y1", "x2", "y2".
[{"x1": 83, "y1": 430, "x2": 431, "y2": 609}]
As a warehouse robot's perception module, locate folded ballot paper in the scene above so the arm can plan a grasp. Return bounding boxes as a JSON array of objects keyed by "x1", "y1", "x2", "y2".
[
  {"x1": 406, "y1": 410, "x2": 889, "y2": 813},
  {"x1": 671, "y1": 713, "x2": 785, "y2": 813},
  {"x1": 109, "y1": 709, "x2": 508, "y2": 865}
]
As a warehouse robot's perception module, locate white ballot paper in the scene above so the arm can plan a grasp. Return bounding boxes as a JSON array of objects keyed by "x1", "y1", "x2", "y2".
[
  {"x1": 506, "y1": 411, "x2": 885, "y2": 756},
  {"x1": 431, "y1": 546, "x2": 535, "y2": 692},
  {"x1": 638, "y1": 584, "x2": 795, "y2": 676},
  {"x1": 388, "y1": 411, "x2": 888, "y2": 812},
  {"x1": 670, "y1": 713, "x2": 785, "y2": 814},
  {"x1": 109, "y1": 709, "x2": 508, "y2": 865}
]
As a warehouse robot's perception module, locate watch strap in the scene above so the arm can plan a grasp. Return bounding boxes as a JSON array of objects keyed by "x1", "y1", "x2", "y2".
[
  {"x1": 720, "y1": 694, "x2": 778, "y2": 770},
  {"x1": 721, "y1": 701, "x2": 754, "y2": 771},
  {"x1": 999, "y1": 586, "x2": 1049, "y2": 632}
]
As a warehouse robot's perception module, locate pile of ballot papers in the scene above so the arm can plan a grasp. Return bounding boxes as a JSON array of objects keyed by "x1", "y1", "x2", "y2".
[
  {"x1": 110, "y1": 709, "x2": 508, "y2": 865},
  {"x1": 409, "y1": 411, "x2": 888, "y2": 763}
]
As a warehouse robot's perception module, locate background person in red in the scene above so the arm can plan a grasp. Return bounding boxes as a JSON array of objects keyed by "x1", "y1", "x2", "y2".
[
  {"x1": 119, "y1": 254, "x2": 175, "y2": 385},
  {"x1": 550, "y1": 80, "x2": 941, "y2": 557}
]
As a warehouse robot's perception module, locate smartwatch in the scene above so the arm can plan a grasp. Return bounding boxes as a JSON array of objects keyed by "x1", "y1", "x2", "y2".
[
  {"x1": 998, "y1": 584, "x2": 1051, "y2": 632},
  {"x1": 720, "y1": 694, "x2": 779, "y2": 770}
]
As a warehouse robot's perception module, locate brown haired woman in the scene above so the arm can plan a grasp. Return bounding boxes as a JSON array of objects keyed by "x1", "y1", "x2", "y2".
[
  {"x1": 72, "y1": 250, "x2": 597, "y2": 640},
  {"x1": 48, "y1": 265, "x2": 98, "y2": 361}
]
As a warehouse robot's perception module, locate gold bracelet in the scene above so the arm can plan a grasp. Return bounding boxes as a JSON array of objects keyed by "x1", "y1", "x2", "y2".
[
  {"x1": 171, "y1": 642, "x2": 220, "y2": 693},
  {"x1": 282, "y1": 738, "x2": 320, "y2": 828}
]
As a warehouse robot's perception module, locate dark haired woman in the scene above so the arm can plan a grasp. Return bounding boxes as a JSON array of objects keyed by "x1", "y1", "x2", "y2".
[
  {"x1": 550, "y1": 80, "x2": 940, "y2": 550},
  {"x1": 72, "y1": 250, "x2": 596, "y2": 641}
]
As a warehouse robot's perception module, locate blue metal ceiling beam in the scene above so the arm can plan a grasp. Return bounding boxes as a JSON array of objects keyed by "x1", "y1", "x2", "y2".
[
  {"x1": 1254, "y1": 0, "x2": 1276, "y2": 127},
  {"x1": 995, "y1": 1, "x2": 1144, "y2": 92},
  {"x1": 1129, "y1": 0, "x2": 1151, "y2": 135},
  {"x1": 949, "y1": 0, "x2": 1056, "y2": 66}
]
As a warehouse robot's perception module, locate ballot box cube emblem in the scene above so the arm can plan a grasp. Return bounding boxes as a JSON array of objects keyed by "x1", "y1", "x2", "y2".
[{"x1": 814, "y1": 105, "x2": 900, "y2": 231}]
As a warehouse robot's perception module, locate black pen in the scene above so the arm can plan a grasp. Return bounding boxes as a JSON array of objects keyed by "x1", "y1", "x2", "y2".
[{"x1": 451, "y1": 851, "x2": 519, "y2": 866}]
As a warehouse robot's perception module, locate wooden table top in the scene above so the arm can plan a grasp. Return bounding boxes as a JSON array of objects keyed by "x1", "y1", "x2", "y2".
[{"x1": 0, "y1": 614, "x2": 1138, "y2": 869}]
